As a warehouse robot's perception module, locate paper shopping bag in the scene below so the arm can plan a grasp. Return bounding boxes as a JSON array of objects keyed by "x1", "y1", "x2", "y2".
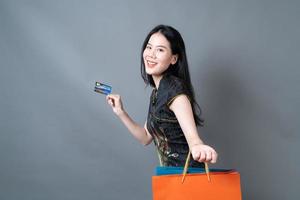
[
  {"x1": 152, "y1": 152, "x2": 242, "y2": 200},
  {"x1": 152, "y1": 169, "x2": 242, "y2": 200}
]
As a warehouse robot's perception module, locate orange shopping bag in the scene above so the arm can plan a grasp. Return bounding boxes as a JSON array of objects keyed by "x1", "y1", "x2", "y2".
[{"x1": 152, "y1": 152, "x2": 242, "y2": 200}]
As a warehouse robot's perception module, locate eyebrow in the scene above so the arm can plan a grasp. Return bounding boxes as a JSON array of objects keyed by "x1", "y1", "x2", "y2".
[{"x1": 147, "y1": 43, "x2": 168, "y2": 49}]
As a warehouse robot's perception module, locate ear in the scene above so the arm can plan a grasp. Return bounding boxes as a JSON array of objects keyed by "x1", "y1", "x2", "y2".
[{"x1": 171, "y1": 54, "x2": 178, "y2": 65}]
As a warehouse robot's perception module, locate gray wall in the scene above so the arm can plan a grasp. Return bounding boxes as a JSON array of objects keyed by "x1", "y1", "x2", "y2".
[{"x1": 1, "y1": 0, "x2": 299, "y2": 199}]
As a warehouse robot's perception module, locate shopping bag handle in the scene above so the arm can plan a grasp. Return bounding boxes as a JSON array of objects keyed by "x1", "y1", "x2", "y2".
[{"x1": 182, "y1": 150, "x2": 210, "y2": 183}]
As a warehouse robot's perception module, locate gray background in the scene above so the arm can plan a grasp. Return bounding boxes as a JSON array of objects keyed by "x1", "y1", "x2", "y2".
[{"x1": 0, "y1": 0, "x2": 299, "y2": 199}]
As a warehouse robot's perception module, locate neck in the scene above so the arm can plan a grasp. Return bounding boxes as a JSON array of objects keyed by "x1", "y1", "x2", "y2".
[{"x1": 152, "y1": 75, "x2": 163, "y2": 90}]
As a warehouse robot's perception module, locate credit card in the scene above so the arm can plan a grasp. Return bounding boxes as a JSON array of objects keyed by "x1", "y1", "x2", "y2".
[{"x1": 94, "y1": 82, "x2": 112, "y2": 95}]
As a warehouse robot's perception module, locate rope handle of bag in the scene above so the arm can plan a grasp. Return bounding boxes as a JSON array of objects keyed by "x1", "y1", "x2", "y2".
[{"x1": 181, "y1": 150, "x2": 210, "y2": 183}]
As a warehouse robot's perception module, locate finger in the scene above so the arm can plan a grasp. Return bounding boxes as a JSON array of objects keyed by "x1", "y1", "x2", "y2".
[
  {"x1": 107, "y1": 99, "x2": 111, "y2": 105},
  {"x1": 108, "y1": 94, "x2": 117, "y2": 99},
  {"x1": 107, "y1": 94, "x2": 119, "y2": 104},
  {"x1": 211, "y1": 151, "x2": 218, "y2": 163},
  {"x1": 106, "y1": 94, "x2": 113, "y2": 101},
  {"x1": 199, "y1": 151, "x2": 206, "y2": 162},
  {"x1": 193, "y1": 151, "x2": 200, "y2": 161},
  {"x1": 108, "y1": 99, "x2": 114, "y2": 106},
  {"x1": 205, "y1": 151, "x2": 212, "y2": 162}
]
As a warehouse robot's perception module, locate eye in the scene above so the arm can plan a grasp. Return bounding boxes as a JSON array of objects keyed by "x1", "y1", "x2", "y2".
[
  {"x1": 157, "y1": 48, "x2": 164, "y2": 52},
  {"x1": 146, "y1": 45, "x2": 152, "y2": 50}
]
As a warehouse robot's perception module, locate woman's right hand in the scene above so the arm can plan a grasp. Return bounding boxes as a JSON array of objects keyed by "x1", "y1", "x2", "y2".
[{"x1": 106, "y1": 94, "x2": 125, "y2": 116}]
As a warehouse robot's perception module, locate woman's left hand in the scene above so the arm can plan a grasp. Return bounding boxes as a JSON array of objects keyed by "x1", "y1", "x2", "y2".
[{"x1": 191, "y1": 144, "x2": 218, "y2": 164}]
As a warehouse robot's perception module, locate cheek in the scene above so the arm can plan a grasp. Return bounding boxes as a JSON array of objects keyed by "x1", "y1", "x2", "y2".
[
  {"x1": 143, "y1": 50, "x2": 147, "y2": 60},
  {"x1": 159, "y1": 55, "x2": 173, "y2": 65},
  {"x1": 144, "y1": 53, "x2": 148, "y2": 61}
]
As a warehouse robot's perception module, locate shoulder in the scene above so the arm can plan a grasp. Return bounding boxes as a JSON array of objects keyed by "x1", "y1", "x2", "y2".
[
  {"x1": 160, "y1": 74, "x2": 189, "y2": 106},
  {"x1": 160, "y1": 74, "x2": 186, "y2": 91}
]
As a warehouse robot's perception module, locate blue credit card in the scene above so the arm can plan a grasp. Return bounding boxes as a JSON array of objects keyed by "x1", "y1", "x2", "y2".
[{"x1": 94, "y1": 82, "x2": 112, "y2": 95}]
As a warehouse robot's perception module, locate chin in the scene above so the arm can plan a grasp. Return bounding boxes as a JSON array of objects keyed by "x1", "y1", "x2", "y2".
[{"x1": 145, "y1": 68, "x2": 155, "y2": 75}]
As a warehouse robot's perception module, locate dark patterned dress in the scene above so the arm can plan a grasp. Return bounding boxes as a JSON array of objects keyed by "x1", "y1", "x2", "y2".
[{"x1": 146, "y1": 74, "x2": 204, "y2": 167}]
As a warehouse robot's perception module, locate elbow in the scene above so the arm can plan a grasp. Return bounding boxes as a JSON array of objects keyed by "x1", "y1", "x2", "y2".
[
  {"x1": 141, "y1": 136, "x2": 152, "y2": 146},
  {"x1": 142, "y1": 138, "x2": 152, "y2": 146},
  {"x1": 141, "y1": 127, "x2": 153, "y2": 146}
]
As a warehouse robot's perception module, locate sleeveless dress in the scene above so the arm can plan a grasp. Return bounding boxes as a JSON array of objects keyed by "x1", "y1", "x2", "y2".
[{"x1": 146, "y1": 74, "x2": 204, "y2": 167}]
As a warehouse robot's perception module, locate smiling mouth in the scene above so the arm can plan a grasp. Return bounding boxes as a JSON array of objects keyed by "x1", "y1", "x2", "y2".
[{"x1": 146, "y1": 60, "x2": 157, "y2": 67}]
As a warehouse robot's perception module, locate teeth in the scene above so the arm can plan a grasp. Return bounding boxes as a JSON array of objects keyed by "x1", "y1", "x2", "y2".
[{"x1": 147, "y1": 61, "x2": 157, "y2": 64}]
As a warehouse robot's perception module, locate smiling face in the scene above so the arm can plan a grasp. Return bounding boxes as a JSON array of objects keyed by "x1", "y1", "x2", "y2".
[{"x1": 143, "y1": 32, "x2": 178, "y2": 78}]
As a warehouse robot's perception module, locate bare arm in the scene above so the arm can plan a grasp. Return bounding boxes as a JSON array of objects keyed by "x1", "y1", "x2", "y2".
[
  {"x1": 106, "y1": 94, "x2": 153, "y2": 145},
  {"x1": 169, "y1": 94, "x2": 218, "y2": 163}
]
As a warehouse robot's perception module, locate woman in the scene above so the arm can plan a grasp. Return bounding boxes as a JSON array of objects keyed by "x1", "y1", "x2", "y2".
[{"x1": 106, "y1": 25, "x2": 217, "y2": 167}]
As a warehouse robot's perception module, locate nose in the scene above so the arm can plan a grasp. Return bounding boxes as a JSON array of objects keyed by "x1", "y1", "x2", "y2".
[{"x1": 148, "y1": 48, "x2": 156, "y2": 58}]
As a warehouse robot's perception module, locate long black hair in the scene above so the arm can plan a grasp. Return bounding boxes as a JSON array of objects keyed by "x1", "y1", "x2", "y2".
[{"x1": 141, "y1": 24, "x2": 204, "y2": 126}]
